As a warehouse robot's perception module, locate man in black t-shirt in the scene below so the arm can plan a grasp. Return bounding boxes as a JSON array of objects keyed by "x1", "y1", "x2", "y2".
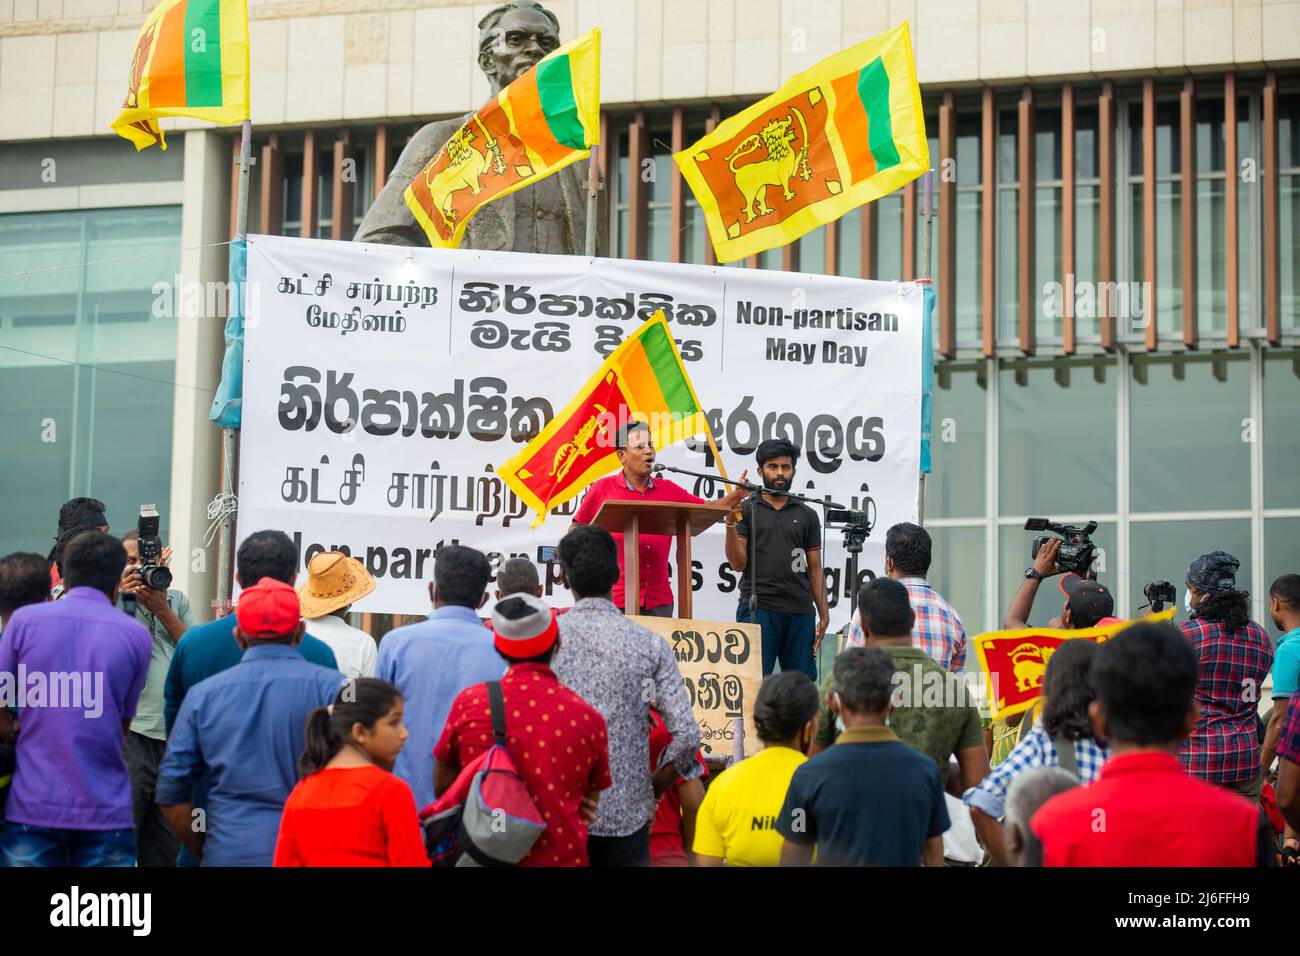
[{"x1": 724, "y1": 439, "x2": 829, "y2": 677}]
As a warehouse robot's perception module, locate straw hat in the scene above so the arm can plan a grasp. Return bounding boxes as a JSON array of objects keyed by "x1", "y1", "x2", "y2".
[{"x1": 297, "y1": 551, "x2": 376, "y2": 619}]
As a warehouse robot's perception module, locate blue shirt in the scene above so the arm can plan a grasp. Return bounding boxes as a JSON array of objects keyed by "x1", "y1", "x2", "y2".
[
  {"x1": 1273, "y1": 627, "x2": 1300, "y2": 700},
  {"x1": 163, "y1": 614, "x2": 338, "y2": 734},
  {"x1": 0, "y1": 588, "x2": 151, "y2": 830},
  {"x1": 156, "y1": 644, "x2": 345, "y2": 867},
  {"x1": 376, "y1": 605, "x2": 505, "y2": 808}
]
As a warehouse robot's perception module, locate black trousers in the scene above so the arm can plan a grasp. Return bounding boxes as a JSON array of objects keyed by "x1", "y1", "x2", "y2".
[
  {"x1": 587, "y1": 825, "x2": 650, "y2": 867},
  {"x1": 124, "y1": 731, "x2": 180, "y2": 868}
]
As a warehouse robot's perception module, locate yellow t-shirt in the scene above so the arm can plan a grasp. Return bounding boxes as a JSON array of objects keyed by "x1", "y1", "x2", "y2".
[{"x1": 692, "y1": 745, "x2": 807, "y2": 866}]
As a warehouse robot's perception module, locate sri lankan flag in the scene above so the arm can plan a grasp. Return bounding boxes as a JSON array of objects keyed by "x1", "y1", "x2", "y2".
[
  {"x1": 498, "y1": 311, "x2": 712, "y2": 528},
  {"x1": 675, "y1": 21, "x2": 927, "y2": 263},
  {"x1": 974, "y1": 609, "x2": 1176, "y2": 720},
  {"x1": 405, "y1": 28, "x2": 600, "y2": 249},
  {"x1": 110, "y1": 0, "x2": 250, "y2": 151}
]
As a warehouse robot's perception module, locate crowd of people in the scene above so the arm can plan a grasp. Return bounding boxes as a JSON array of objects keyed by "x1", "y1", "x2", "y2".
[{"x1": 0, "y1": 488, "x2": 1298, "y2": 868}]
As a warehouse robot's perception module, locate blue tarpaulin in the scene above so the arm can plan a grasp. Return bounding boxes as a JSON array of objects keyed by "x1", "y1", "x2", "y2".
[
  {"x1": 209, "y1": 238, "x2": 246, "y2": 428},
  {"x1": 920, "y1": 281, "x2": 935, "y2": 474}
]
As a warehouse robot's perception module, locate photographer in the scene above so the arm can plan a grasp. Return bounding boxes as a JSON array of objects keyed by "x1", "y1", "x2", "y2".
[
  {"x1": 1003, "y1": 538, "x2": 1119, "y2": 631},
  {"x1": 117, "y1": 528, "x2": 195, "y2": 868}
]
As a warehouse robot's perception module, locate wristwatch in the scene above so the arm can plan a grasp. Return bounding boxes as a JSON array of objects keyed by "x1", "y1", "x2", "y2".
[{"x1": 1024, "y1": 567, "x2": 1043, "y2": 581}]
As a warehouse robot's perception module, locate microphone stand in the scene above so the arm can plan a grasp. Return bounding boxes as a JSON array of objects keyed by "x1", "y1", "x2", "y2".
[{"x1": 653, "y1": 463, "x2": 845, "y2": 639}]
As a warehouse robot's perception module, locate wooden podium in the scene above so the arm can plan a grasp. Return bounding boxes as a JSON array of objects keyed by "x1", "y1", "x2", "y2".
[{"x1": 589, "y1": 500, "x2": 730, "y2": 618}]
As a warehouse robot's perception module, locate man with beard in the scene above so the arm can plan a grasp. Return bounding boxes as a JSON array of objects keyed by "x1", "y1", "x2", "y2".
[
  {"x1": 354, "y1": 0, "x2": 603, "y2": 254},
  {"x1": 725, "y1": 440, "x2": 829, "y2": 677},
  {"x1": 572, "y1": 420, "x2": 748, "y2": 616}
]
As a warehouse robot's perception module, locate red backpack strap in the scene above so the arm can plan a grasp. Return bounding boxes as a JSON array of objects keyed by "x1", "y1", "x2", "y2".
[{"x1": 487, "y1": 680, "x2": 507, "y2": 747}]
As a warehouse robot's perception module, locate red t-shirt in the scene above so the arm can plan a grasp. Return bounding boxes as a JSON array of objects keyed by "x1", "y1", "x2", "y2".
[
  {"x1": 1030, "y1": 751, "x2": 1261, "y2": 867},
  {"x1": 572, "y1": 473, "x2": 703, "y2": 610},
  {"x1": 273, "y1": 764, "x2": 430, "y2": 867},
  {"x1": 648, "y1": 708, "x2": 707, "y2": 867},
  {"x1": 434, "y1": 663, "x2": 612, "y2": 867}
]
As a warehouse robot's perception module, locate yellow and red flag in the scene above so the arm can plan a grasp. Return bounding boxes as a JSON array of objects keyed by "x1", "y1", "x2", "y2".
[
  {"x1": 111, "y1": 0, "x2": 250, "y2": 151},
  {"x1": 974, "y1": 609, "x2": 1177, "y2": 721},
  {"x1": 498, "y1": 312, "x2": 713, "y2": 527},
  {"x1": 405, "y1": 28, "x2": 600, "y2": 249},
  {"x1": 675, "y1": 21, "x2": 927, "y2": 263}
]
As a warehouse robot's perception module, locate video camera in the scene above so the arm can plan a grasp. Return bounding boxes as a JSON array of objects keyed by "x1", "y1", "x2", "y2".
[
  {"x1": 827, "y1": 505, "x2": 875, "y2": 554},
  {"x1": 1025, "y1": 517, "x2": 1098, "y2": 578},
  {"x1": 135, "y1": 505, "x2": 172, "y2": 591},
  {"x1": 1141, "y1": 580, "x2": 1177, "y2": 613}
]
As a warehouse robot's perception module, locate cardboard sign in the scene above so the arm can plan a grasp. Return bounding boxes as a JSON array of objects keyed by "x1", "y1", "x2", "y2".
[{"x1": 631, "y1": 616, "x2": 763, "y2": 760}]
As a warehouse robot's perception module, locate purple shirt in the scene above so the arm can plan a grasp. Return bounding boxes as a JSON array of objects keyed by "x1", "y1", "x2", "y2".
[{"x1": 0, "y1": 587, "x2": 151, "y2": 830}]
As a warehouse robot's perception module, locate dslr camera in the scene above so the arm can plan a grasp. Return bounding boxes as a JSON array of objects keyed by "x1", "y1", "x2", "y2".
[
  {"x1": 1141, "y1": 580, "x2": 1177, "y2": 613},
  {"x1": 135, "y1": 504, "x2": 172, "y2": 591},
  {"x1": 1025, "y1": 517, "x2": 1098, "y2": 578}
]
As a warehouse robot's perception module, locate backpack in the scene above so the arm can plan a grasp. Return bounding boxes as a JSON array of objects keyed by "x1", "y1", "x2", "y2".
[{"x1": 419, "y1": 681, "x2": 547, "y2": 867}]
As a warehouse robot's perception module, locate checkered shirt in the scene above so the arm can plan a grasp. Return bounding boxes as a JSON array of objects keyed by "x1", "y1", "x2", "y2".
[
  {"x1": 962, "y1": 722, "x2": 1109, "y2": 820},
  {"x1": 1177, "y1": 617, "x2": 1273, "y2": 783},
  {"x1": 1277, "y1": 691, "x2": 1300, "y2": 766},
  {"x1": 846, "y1": 577, "x2": 967, "y2": 672}
]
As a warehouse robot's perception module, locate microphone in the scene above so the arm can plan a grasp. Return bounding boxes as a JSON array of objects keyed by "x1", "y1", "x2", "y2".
[{"x1": 651, "y1": 464, "x2": 667, "y2": 473}]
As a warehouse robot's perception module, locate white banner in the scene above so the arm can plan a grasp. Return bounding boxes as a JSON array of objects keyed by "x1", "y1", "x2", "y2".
[{"x1": 238, "y1": 234, "x2": 923, "y2": 624}]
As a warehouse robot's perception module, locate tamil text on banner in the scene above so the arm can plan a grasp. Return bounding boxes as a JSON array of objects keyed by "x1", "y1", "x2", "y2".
[
  {"x1": 237, "y1": 234, "x2": 925, "y2": 621},
  {"x1": 497, "y1": 311, "x2": 714, "y2": 527},
  {"x1": 632, "y1": 616, "x2": 763, "y2": 759},
  {"x1": 405, "y1": 28, "x2": 600, "y2": 249},
  {"x1": 675, "y1": 21, "x2": 927, "y2": 263},
  {"x1": 111, "y1": 0, "x2": 250, "y2": 150},
  {"x1": 974, "y1": 609, "x2": 1178, "y2": 721}
]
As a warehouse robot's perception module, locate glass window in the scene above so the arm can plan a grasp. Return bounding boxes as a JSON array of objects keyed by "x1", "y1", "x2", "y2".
[
  {"x1": 0, "y1": 207, "x2": 181, "y2": 557},
  {"x1": 1075, "y1": 104, "x2": 1101, "y2": 340},
  {"x1": 955, "y1": 113, "x2": 982, "y2": 342},
  {"x1": 997, "y1": 108, "x2": 1018, "y2": 340},
  {"x1": 1237, "y1": 95, "x2": 1258, "y2": 330},
  {"x1": 998, "y1": 522, "x2": 1118, "y2": 625},
  {"x1": 1129, "y1": 518, "x2": 1251, "y2": 623},
  {"x1": 798, "y1": 228, "x2": 826, "y2": 275},
  {"x1": 1197, "y1": 176, "x2": 1227, "y2": 333},
  {"x1": 1130, "y1": 353, "x2": 1251, "y2": 513},
  {"x1": 875, "y1": 192, "x2": 903, "y2": 280},
  {"x1": 927, "y1": 526, "x2": 988, "y2": 645},
  {"x1": 930, "y1": 364, "x2": 987, "y2": 519},
  {"x1": 1154, "y1": 178, "x2": 1183, "y2": 337},
  {"x1": 1264, "y1": 349, "x2": 1300, "y2": 510},
  {"x1": 999, "y1": 357, "x2": 1118, "y2": 515},
  {"x1": 1265, "y1": 518, "x2": 1300, "y2": 624},
  {"x1": 1281, "y1": 92, "x2": 1300, "y2": 328},
  {"x1": 836, "y1": 208, "x2": 862, "y2": 277}
]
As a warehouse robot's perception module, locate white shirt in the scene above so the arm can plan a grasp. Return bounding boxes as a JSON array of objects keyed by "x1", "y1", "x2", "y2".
[{"x1": 305, "y1": 614, "x2": 377, "y2": 679}]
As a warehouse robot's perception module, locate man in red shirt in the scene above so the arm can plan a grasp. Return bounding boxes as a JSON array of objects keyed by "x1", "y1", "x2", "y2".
[
  {"x1": 572, "y1": 419, "x2": 747, "y2": 616},
  {"x1": 1031, "y1": 620, "x2": 1274, "y2": 867},
  {"x1": 434, "y1": 592, "x2": 612, "y2": 867}
]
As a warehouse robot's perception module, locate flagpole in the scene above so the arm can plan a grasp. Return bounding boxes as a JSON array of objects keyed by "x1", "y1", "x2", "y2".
[
  {"x1": 916, "y1": 168, "x2": 933, "y2": 527},
  {"x1": 216, "y1": 118, "x2": 253, "y2": 615},
  {"x1": 584, "y1": 144, "x2": 599, "y2": 258}
]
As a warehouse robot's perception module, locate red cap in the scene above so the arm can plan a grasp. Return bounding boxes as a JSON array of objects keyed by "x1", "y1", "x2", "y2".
[{"x1": 235, "y1": 577, "x2": 301, "y2": 639}]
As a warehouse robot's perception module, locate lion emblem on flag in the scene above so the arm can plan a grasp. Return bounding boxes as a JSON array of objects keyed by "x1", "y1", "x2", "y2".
[
  {"x1": 725, "y1": 106, "x2": 813, "y2": 224},
  {"x1": 425, "y1": 121, "x2": 508, "y2": 231},
  {"x1": 1010, "y1": 642, "x2": 1056, "y2": 694}
]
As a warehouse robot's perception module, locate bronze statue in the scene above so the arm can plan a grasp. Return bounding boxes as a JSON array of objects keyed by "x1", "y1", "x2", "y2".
[{"x1": 355, "y1": 0, "x2": 605, "y2": 255}]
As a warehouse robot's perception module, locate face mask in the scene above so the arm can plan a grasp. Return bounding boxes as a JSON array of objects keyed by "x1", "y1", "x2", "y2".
[{"x1": 1184, "y1": 589, "x2": 1195, "y2": 616}]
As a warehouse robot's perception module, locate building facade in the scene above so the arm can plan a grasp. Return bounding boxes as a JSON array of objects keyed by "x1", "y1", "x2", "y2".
[{"x1": 1, "y1": 0, "x2": 1297, "y2": 635}]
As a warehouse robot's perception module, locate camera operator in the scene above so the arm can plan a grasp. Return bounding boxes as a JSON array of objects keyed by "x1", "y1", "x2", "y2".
[
  {"x1": 117, "y1": 528, "x2": 195, "y2": 868},
  {"x1": 1003, "y1": 538, "x2": 1120, "y2": 631}
]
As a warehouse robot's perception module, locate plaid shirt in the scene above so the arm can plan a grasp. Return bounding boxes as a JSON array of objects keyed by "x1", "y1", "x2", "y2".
[
  {"x1": 846, "y1": 577, "x2": 967, "y2": 672},
  {"x1": 962, "y1": 722, "x2": 1108, "y2": 819},
  {"x1": 1177, "y1": 617, "x2": 1273, "y2": 783},
  {"x1": 1277, "y1": 692, "x2": 1300, "y2": 766}
]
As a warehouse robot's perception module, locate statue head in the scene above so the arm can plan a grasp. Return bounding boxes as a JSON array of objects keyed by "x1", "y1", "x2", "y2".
[{"x1": 477, "y1": 1, "x2": 561, "y2": 95}]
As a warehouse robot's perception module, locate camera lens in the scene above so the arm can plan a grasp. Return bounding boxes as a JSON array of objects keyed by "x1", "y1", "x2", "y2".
[{"x1": 144, "y1": 566, "x2": 172, "y2": 590}]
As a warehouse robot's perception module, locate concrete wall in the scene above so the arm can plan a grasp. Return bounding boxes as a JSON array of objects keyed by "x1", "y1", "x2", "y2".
[{"x1": 1, "y1": 0, "x2": 1297, "y2": 142}]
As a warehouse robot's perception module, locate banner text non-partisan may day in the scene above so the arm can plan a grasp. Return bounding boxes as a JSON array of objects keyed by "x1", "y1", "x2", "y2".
[{"x1": 239, "y1": 235, "x2": 923, "y2": 625}]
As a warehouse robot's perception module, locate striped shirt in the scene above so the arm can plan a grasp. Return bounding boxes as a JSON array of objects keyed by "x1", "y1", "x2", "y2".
[{"x1": 847, "y1": 577, "x2": 967, "y2": 672}]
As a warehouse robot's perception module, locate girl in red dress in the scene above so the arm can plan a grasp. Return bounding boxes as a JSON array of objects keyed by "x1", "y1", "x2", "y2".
[{"x1": 274, "y1": 678, "x2": 430, "y2": 867}]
